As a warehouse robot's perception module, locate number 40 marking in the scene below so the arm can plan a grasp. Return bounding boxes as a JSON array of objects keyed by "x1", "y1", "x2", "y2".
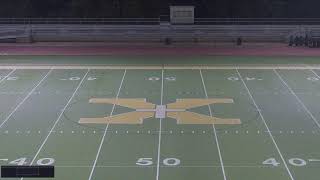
[
  {"x1": 9, "y1": 158, "x2": 55, "y2": 166},
  {"x1": 263, "y1": 158, "x2": 307, "y2": 167}
]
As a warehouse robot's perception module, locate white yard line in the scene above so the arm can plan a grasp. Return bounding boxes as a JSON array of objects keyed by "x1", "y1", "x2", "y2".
[
  {"x1": 0, "y1": 69, "x2": 52, "y2": 129},
  {"x1": 199, "y1": 69, "x2": 227, "y2": 180},
  {"x1": 236, "y1": 69, "x2": 295, "y2": 180},
  {"x1": 88, "y1": 69, "x2": 127, "y2": 180},
  {"x1": 0, "y1": 69, "x2": 16, "y2": 85},
  {"x1": 29, "y1": 69, "x2": 90, "y2": 165},
  {"x1": 156, "y1": 69, "x2": 164, "y2": 180},
  {"x1": 274, "y1": 69, "x2": 320, "y2": 130},
  {"x1": 0, "y1": 65, "x2": 320, "y2": 70}
]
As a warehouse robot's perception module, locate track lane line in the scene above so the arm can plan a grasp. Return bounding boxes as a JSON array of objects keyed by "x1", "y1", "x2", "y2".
[
  {"x1": 0, "y1": 68, "x2": 52, "y2": 129},
  {"x1": 88, "y1": 69, "x2": 127, "y2": 180},
  {"x1": 200, "y1": 69, "x2": 227, "y2": 180},
  {"x1": 236, "y1": 68, "x2": 294, "y2": 180},
  {"x1": 156, "y1": 69, "x2": 164, "y2": 180}
]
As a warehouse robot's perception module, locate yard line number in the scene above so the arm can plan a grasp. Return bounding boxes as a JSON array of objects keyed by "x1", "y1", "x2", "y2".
[
  {"x1": 148, "y1": 77, "x2": 176, "y2": 81},
  {"x1": 307, "y1": 77, "x2": 320, "y2": 82},
  {"x1": 60, "y1": 77, "x2": 97, "y2": 81},
  {"x1": 0, "y1": 76, "x2": 98, "y2": 81},
  {"x1": 149, "y1": 76, "x2": 263, "y2": 82},
  {"x1": 136, "y1": 158, "x2": 180, "y2": 166},
  {"x1": 7, "y1": 157, "x2": 55, "y2": 166},
  {"x1": 2, "y1": 76, "x2": 266, "y2": 82},
  {"x1": 228, "y1": 77, "x2": 263, "y2": 81},
  {"x1": 0, "y1": 76, "x2": 19, "y2": 81},
  {"x1": 263, "y1": 157, "x2": 313, "y2": 167}
]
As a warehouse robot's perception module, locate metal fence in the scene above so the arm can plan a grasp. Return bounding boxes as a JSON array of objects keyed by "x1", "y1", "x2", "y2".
[
  {"x1": 194, "y1": 18, "x2": 320, "y2": 25},
  {"x1": 1, "y1": 18, "x2": 320, "y2": 25},
  {"x1": 0, "y1": 18, "x2": 160, "y2": 25}
]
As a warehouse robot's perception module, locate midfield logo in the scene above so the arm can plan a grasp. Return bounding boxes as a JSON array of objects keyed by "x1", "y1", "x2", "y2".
[{"x1": 79, "y1": 98, "x2": 240, "y2": 125}]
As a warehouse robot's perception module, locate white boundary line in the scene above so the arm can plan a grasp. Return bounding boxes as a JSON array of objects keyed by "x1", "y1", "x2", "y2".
[
  {"x1": 274, "y1": 69, "x2": 320, "y2": 129},
  {"x1": 0, "y1": 68, "x2": 52, "y2": 129},
  {"x1": 200, "y1": 69, "x2": 227, "y2": 180},
  {"x1": 88, "y1": 69, "x2": 127, "y2": 180},
  {"x1": 28, "y1": 69, "x2": 90, "y2": 165},
  {"x1": 56, "y1": 165, "x2": 270, "y2": 168},
  {"x1": 156, "y1": 69, "x2": 164, "y2": 180},
  {"x1": 0, "y1": 65, "x2": 320, "y2": 70},
  {"x1": 236, "y1": 69, "x2": 295, "y2": 180}
]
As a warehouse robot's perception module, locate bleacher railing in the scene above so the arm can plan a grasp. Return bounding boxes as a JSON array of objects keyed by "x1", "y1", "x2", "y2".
[
  {"x1": 0, "y1": 18, "x2": 160, "y2": 25},
  {"x1": 194, "y1": 18, "x2": 320, "y2": 25},
  {"x1": 0, "y1": 18, "x2": 320, "y2": 25}
]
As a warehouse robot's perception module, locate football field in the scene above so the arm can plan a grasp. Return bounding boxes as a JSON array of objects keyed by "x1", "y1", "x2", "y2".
[{"x1": 0, "y1": 57, "x2": 320, "y2": 180}]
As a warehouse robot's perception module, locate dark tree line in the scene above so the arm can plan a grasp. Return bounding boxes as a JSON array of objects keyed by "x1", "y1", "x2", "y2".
[{"x1": 0, "y1": 0, "x2": 319, "y2": 18}]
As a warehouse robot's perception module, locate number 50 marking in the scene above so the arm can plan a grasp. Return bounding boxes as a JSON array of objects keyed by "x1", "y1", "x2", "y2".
[{"x1": 136, "y1": 158, "x2": 180, "y2": 166}]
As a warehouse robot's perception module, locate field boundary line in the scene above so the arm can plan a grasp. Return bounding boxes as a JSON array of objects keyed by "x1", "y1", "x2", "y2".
[
  {"x1": 55, "y1": 165, "x2": 270, "y2": 168},
  {"x1": 1, "y1": 65, "x2": 320, "y2": 70},
  {"x1": 26, "y1": 69, "x2": 90, "y2": 169},
  {"x1": 156, "y1": 69, "x2": 164, "y2": 180},
  {"x1": 274, "y1": 69, "x2": 320, "y2": 129},
  {"x1": 88, "y1": 69, "x2": 127, "y2": 180},
  {"x1": 0, "y1": 69, "x2": 52, "y2": 129},
  {"x1": 200, "y1": 69, "x2": 227, "y2": 180},
  {"x1": 236, "y1": 68, "x2": 295, "y2": 180}
]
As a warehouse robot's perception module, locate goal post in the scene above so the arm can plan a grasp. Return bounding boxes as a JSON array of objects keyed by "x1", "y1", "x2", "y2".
[{"x1": 170, "y1": 6, "x2": 194, "y2": 24}]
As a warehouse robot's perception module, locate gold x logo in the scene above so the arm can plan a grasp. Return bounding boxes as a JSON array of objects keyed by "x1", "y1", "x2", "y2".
[{"x1": 79, "y1": 98, "x2": 240, "y2": 125}]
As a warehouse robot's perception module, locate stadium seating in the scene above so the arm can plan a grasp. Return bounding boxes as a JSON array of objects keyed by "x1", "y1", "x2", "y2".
[{"x1": 1, "y1": 24, "x2": 320, "y2": 43}]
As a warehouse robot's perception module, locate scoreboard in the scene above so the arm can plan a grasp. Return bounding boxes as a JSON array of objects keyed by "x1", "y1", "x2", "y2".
[{"x1": 170, "y1": 6, "x2": 194, "y2": 24}]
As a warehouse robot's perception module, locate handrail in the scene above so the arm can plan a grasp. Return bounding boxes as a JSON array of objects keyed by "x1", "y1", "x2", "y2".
[
  {"x1": 0, "y1": 18, "x2": 320, "y2": 25},
  {"x1": 0, "y1": 18, "x2": 160, "y2": 25},
  {"x1": 194, "y1": 18, "x2": 320, "y2": 25}
]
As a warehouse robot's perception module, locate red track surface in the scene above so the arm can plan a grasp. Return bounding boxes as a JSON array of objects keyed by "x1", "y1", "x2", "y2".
[{"x1": 0, "y1": 42, "x2": 319, "y2": 56}]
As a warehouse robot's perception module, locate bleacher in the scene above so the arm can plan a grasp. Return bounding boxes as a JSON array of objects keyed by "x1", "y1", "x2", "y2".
[
  {"x1": 0, "y1": 27, "x2": 30, "y2": 42},
  {"x1": 0, "y1": 18, "x2": 320, "y2": 44},
  {"x1": 308, "y1": 29, "x2": 320, "y2": 48}
]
